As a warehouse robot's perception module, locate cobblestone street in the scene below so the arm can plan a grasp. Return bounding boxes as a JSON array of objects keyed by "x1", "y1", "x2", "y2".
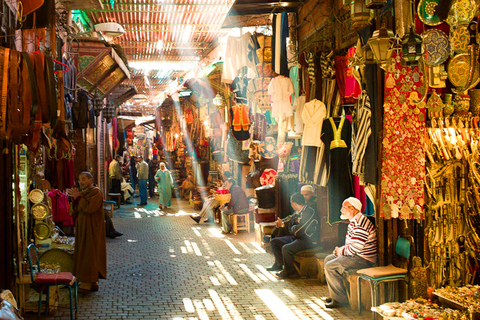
[{"x1": 25, "y1": 198, "x2": 373, "y2": 320}]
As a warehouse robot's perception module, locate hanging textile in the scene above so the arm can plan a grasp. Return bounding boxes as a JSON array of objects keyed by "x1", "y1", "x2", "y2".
[
  {"x1": 253, "y1": 113, "x2": 267, "y2": 141},
  {"x1": 345, "y1": 47, "x2": 362, "y2": 99},
  {"x1": 232, "y1": 76, "x2": 249, "y2": 104},
  {"x1": 352, "y1": 92, "x2": 372, "y2": 179},
  {"x1": 290, "y1": 65, "x2": 300, "y2": 103},
  {"x1": 48, "y1": 189, "x2": 74, "y2": 226},
  {"x1": 230, "y1": 104, "x2": 251, "y2": 141},
  {"x1": 268, "y1": 75, "x2": 294, "y2": 119},
  {"x1": 321, "y1": 117, "x2": 354, "y2": 224},
  {"x1": 222, "y1": 32, "x2": 257, "y2": 83},
  {"x1": 380, "y1": 53, "x2": 426, "y2": 220},
  {"x1": 275, "y1": 173, "x2": 299, "y2": 219},
  {"x1": 301, "y1": 99, "x2": 326, "y2": 146},
  {"x1": 292, "y1": 95, "x2": 306, "y2": 135}
]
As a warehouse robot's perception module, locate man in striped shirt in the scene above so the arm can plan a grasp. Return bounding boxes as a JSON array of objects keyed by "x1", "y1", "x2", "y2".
[{"x1": 324, "y1": 197, "x2": 377, "y2": 308}]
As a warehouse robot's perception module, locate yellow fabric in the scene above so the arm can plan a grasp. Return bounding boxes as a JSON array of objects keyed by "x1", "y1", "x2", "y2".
[{"x1": 329, "y1": 117, "x2": 347, "y2": 150}]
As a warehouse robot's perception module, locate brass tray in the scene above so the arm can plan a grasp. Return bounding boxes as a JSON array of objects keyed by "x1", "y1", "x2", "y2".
[
  {"x1": 29, "y1": 189, "x2": 44, "y2": 204},
  {"x1": 33, "y1": 222, "x2": 51, "y2": 240},
  {"x1": 447, "y1": 53, "x2": 480, "y2": 88},
  {"x1": 31, "y1": 203, "x2": 49, "y2": 220},
  {"x1": 451, "y1": 24, "x2": 470, "y2": 54},
  {"x1": 446, "y1": 0, "x2": 478, "y2": 26},
  {"x1": 40, "y1": 248, "x2": 74, "y2": 273},
  {"x1": 422, "y1": 29, "x2": 450, "y2": 66},
  {"x1": 418, "y1": 0, "x2": 442, "y2": 26}
]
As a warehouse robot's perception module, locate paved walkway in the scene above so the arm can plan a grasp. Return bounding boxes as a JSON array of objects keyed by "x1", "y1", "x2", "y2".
[{"x1": 25, "y1": 198, "x2": 373, "y2": 320}]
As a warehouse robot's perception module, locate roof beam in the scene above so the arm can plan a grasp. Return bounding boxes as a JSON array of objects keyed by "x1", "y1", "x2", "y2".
[
  {"x1": 124, "y1": 29, "x2": 225, "y2": 33},
  {"x1": 103, "y1": 2, "x2": 230, "y2": 5},
  {"x1": 84, "y1": 8, "x2": 226, "y2": 13},
  {"x1": 121, "y1": 23, "x2": 222, "y2": 27}
]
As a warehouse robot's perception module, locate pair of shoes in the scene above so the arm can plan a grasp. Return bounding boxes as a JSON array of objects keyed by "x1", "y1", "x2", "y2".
[
  {"x1": 204, "y1": 218, "x2": 214, "y2": 223},
  {"x1": 107, "y1": 231, "x2": 123, "y2": 238},
  {"x1": 321, "y1": 297, "x2": 332, "y2": 303},
  {"x1": 221, "y1": 230, "x2": 231, "y2": 234},
  {"x1": 138, "y1": 202, "x2": 147, "y2": 206},
  {"x1": 325, "y1": 300, "x2": 343, "y2": 308},
  {"x1": 159, "y1": 205, "x2": 163, "y2": 209},
  {"x1": 190, "y1": 215, "x2": 201, "y2": 224},
  {"x1": 266, "y1": 264, "x2": 282, "y2": 271},
  {"x1": 90, "y1": 283, "x2": 99, "y2": 292},
  {"x1": 275, "y1": 270, "x2": 300, "y2": 279},
  {"x1": 124, "y1": 201, "x2": 132, "y2": 204},
  {"x1": 133, "y1": 194, "x2": 139, "y2": 198}
]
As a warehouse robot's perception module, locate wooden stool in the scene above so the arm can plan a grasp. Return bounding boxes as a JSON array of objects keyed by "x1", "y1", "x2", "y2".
[
  {"x1": 294, "y1": 249, "x2": 319, "y2": 278},
  {"x1": 107, "y1": 193, "x2": 122, "y2": 209},
  {"x1": 229, "y1": 213, "x2": 250, "y2": 234},
  {"x1": 104, "y1": 200, "x2": 116, "y2": 218}
]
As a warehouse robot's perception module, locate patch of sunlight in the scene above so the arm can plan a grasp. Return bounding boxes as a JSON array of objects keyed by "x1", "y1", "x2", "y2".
[
  {"x1": 127, "y1": 239, "x2": 138, "y2": 243},
  {"x1": 191, "y1": 242, "x2": 202, "y2": 256},
  {"x1": 221, "y1": 296, "x2": 242, "y2": 320},
  {"x1": 183, "y1": 298, "x2": 195, "y2": 313},
  {"x1": 169, "y1": 247, "x2": 175, "y2": 253},
  {"x1": 238, "y1": 242, "x2": 253, "y2": 253},
  {"x1": 185, "y1": 240, "x2": 194, "y2": 253},
  {"x1": 181, "y1": 246, "x2": 187, "y2": 254},
  {"x1": 239, "y1": 264, "x2": 262, "y2": 283},
  {"x1": 173, "y1": 318, "x2": 183, "y2": 320},
  {"x1": 176, "y1": 210, "x2": 196, "y2": 216},
  {"x1": 133, "y1": 212, "x2": 142, "y2": 219},
  {"x1": 283, "y1": 289, "x2": 297, "y2": 299},
  {"x1": 233, "y1": 258, "x2": 241, "y2": 262},
  {"x1": 255, "y1": 265, "x2": 278, "y2": 282},
  {"x1": 201, "y1": 239, "x2": 215, "y2": 256},
  {"x1": 208, "y1": 228, "x2": 225, "y2": 238},
  {"x1": 255, "y1": 289, "x2": 300, "y2": 320},
  {"x1": 254, "y1": 316, "x2": 266, "y2": 320},
  {"x1": 214, "y1": 260, "x2": 237, "y2": 285},
  {"x1": 257, "y1": 273, "x2": 269, "y2": 282},
  {"x1": 224, "y1": 239, "x2": 241, "y2": 254},
  {"x1": 192, "y1": 228, "x2": 201, "y2": 237},
  {"x1": 193, "y1": 300, "x2": 209, "y2": 320},
  {"x1": 207, "y1": 261, "x2": 215, "y2": 266},
  {"x1": 203, "y1": 299, "x2": 215, "y2": 311},
  {"x1": 210, "y1": 276, "x2": 221, "y2": 286},
  {"x1": 304, "y1": 299, "x2": 334, "y2": 319},
  {"x1": 170, "y1": 255, "x2": 176, "y2": 258},
  {"x1": 250, "y1": 242, "x2": 266, "y2": 253},
  {"x1": 208, "y1": 289, "x2": 232, "y2": 320},
  {"x1": 289, "y1": 305, "x2": 311, "y2": 320}
]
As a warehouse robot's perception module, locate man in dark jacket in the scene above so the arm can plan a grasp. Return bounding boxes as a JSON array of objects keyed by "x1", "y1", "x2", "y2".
[
  {"x1": 221, "y1": 178, "x2": 249, "y2": 234},
  {"x1": 267, "y1": 193, "x2": 320, "y2": 279}
]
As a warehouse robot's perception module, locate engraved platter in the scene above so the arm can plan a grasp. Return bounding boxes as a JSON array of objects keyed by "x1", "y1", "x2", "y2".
[
  {"x1": 33, "y1": 222, "x2": 51, "y2": 240},
  {"x1": 446, "y1": 0, "x2": 478, "y2": 26},
  {"x1": 447, "y1": 53, "x2": 480, "y2": 88},
  {"x1": 450, "y1": 24, "x2": 470, "y2": 54},
  {"x1": 29, "y1": 189, "x2": 44, "y2": 204},
  {"x1": 418, "y1": 0, "x2": 442, "y2": 26},
  {"x1": 31, "y1": 203, "x2": 50, "y2": 220},
  {"x1": 422, "y1": 29, "x2": 450, "y2": 66}
]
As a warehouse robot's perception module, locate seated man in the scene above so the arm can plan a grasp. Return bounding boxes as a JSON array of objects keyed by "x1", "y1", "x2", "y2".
[
  {"x1": 267, "y1": 193, "x2": 319, "y2": 279},
  {"x1": 181, "y1": 174, "x2": 194, "y2": 200},
  {"x1": 269, "y1": 185, "x2": 317, "y2": 240},
  {"x1": 105, "y1": 211, "x2": 123, "y2": 239},
  {"x1": 220, "y1": 178, "x2": 249, "y2": 234},
  {"x1": 324, "y1": 197, "x2": 377, "y2": 308}
]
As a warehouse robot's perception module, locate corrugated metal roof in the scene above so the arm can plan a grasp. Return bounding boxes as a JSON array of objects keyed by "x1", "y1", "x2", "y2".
[{"x1": 82, "y1": 0, "x2": 233, "y2": 109}]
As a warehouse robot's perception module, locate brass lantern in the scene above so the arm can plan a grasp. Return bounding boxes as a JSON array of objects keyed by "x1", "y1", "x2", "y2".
[
  {"x1": 368, "y1": 25, "x2": 395, "y2": 70},
  {"x1": 365, "y1": 0, "x2": 386, "y2": 9},
  {"x1": 212, "y1": 93, "x2": 225, "y2": 108},
  {"x1": 351, "y1": 0, "x2": 371, "y2": 29},
  {"x1": 93, "y1": 92, "x2": 104, "y2": 116},
  {"x1": 104, "y1": 99, "x2": 115, "y2": 123},
  {"x1": 401, "y1": 27, "x2": 423, "y2": 68}
]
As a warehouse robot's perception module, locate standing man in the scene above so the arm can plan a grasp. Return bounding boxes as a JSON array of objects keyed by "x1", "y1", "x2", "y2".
[
  {"x1": 137, "y1": 156, "x2": 149, "y2": 206},
  {"x1": 267, "y1": 193, "x2": 319, "y2": 279},
  {"x1": 68, "y1": 172, "x2": 106, "y2": 293},
  {"x1": 221, "y1": 178, "x2": 249, "y2": 234},
  {"x1": 323, "y1": 197, "x2": 377, "y2": 308},
  {"x1": 109, "y1": 155, "x2": 123, "y2": 194},
  {"x1": 129, "y1": 156, "x2": 138, "y2": 197},
  {"x1": 148, "y1": 158, "x2": 158, "y2": 198}
]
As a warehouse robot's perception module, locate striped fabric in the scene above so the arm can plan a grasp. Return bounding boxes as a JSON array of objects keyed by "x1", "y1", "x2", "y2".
[
  {"x1": 341, "y1": 212, "x2": 377, "y2": 264},
  {"x1": 352, "y1": 92, "x2": 372, "y2": 178},
  {"x1": 199, "y1": 197, "x2": 221, "y2": 220}
]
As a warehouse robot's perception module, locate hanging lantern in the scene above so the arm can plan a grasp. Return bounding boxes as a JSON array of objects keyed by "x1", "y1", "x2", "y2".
[
  {"x1": 351, "y1": 0, "x2": 371, "y2": 29},
  {"x1": 362, "y1": 42, "x2": 376, "y2": 64},
  {"x1": 368, "y1": 25, "x2": 395, "y2": 70},
  {"x1": 365, "y1": 0, "x2": 386, "y2": 9},
  {"x1": 104, "y1": 99, "x2": 115, "y2": 123},
  {"x1": 401, "y1": 27, "x2": 423, "y2": 68},
  {"x1": 212, "y1": 93, "x2": 224, "y2": 107},
  {"x1": 93, "y1": 92, "x2": 104, "y2": 116}
]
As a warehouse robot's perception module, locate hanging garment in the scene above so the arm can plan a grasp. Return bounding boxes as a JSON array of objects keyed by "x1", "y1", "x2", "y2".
[
  {"x1": 47, "y1": 189, "x2": 74, "y2": 226},
  {"x1": 276, "y1": 173, "x2": 299, "y2": 219},
  {"x1": 301, "y1": 99, "x2": 326, "y2": 147},
  {"x1": 345, "y1": 47, "x2": 362, "y2": 99},
  {"x1": 230, "y1": 104, "x2": 251, "y2": 141},
  {"x1": 290, "y1": 65, "x2": 300, "y2": 103},
  {"x1": 268, "y1": 75, "x2": 294, "y2": 119},
  {"x1": 253, "y1": 113, "x2": 267, "y2": 141},
  {"x1": 293, "y1": 94, "x2": 306, "y2": 134},
  {"x1": 279, "y1": 12, "x2": 289, "y2": 77},
  {"x1": 352, "y1": 92, "x2": 372, "y2": 178},
  {"x1": 222, "y1": 32, "x2": 257, "y2": 83},
  {"x1": 321, "y1": 117, "x2": 354, "y2": 224},
  {"x1": 231, "y1": 76, "x2": 249, "y2": 104}
]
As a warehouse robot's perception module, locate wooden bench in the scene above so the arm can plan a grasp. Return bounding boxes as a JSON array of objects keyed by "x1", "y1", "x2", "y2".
[{"x1": 107, "y1": 193, "x2": 122, "y2": 209}]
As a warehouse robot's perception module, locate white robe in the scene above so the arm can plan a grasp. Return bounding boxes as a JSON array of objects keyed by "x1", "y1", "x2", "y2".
[{"x1": 301, "y1": 99, "x2": 326, "y2": 147}]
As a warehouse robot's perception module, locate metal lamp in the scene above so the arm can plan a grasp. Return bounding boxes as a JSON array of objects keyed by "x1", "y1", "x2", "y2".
[
  {"x1": 212, "y1": 93, "x2": 224, "y2": 107},
  {"x1": 104, "y1": 98, "x2": 115, "y2": 123},
  {"x1": 351, "y1": 0, "x2": 371, "y2": 29},
  {"x1": 93, "y1": 92, "x2": 104, "y2": 116},
  {"x1": 401, "y1": 27, "x2": 423, "y2": 68},
  {"x1": 368, "y1": 25, "x2": 395, "y2": 70}
]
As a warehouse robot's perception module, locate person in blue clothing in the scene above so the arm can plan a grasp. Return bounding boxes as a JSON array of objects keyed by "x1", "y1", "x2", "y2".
[{"x1": 155, "y1": 162, "x2": 173, "y2": 209}]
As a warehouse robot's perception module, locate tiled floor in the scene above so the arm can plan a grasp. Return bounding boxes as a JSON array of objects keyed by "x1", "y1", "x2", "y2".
[{"x1": 24, "y1": 197, "x2": 374, "y2": 320}]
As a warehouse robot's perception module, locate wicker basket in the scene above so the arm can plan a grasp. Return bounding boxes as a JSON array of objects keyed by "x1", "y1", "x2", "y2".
[{"x1": 215, "y1": 193, "x2": 231, "y2": 205}]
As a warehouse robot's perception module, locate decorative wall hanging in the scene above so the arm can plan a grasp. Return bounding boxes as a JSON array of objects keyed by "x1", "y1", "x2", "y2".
[
  {"x1": 380, "y1": 53, "x2": 426, "y2": 219},
  {"x1": 258, "y1": 137, "x2": 278, "y2": 159},
  {"x1": 445, "y1": 0, "x2": 478, "y2": 26},
  {"x1": 450, "y1": 24, "x2": 470, "y2": 53},
  {"x1": 447, "y1": 53, "x2": 480, "y2": 91},
  {"x1": 417, "y1": 0, "x2": 442, "y2": 26},
  {"x1": 422, "y1": 29, "x2": 451, "y2": 66}
]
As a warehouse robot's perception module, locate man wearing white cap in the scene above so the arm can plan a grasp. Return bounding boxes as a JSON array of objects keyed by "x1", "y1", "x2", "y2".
[
  {"x1": 323, "y1": 197, "x2": 377, "y2": 308},
  {"x1": 300, "y1": 185, "x2": 316, "y2": 209}
]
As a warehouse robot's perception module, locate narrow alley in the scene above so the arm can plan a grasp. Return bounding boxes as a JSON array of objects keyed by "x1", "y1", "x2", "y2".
[{"x1": 25, "y1": 198, "x2": 372, "y2": 320}]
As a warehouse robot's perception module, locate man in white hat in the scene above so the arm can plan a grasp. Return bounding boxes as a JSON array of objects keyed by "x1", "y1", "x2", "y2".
[
  {"x1": 323, "y1": 197, "x2": 377, "y2": 308},
  {"x1": 300, "y1": 185, "x2": 316, "y2": 209}
]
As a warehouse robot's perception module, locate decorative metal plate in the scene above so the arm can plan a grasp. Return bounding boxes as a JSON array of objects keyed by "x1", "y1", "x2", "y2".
[
  {"x1": 422, "y1": 29, "x2": 450, "y2": 66},
  {"x1": 418, "y1": 0, "x2": 442, "y2": 26},
  {"x1": 29, "y1": 189, "x2": 44, "y2": 204},
  {"x1": 447, "y1": 53, "x2": 480, "y2": 88},
  {"x1": 33, "y1": 222, "x2": 51, "y2": 240},
  {"x1": 446, "y1": 0, "x2": 478, "y2": 26},
  {"x1": 40, "y1": 249, "x2": 74, "y2": 273},
  {"x1": 258, "y1": 137, "x2": 278, "y2": 159},
  {"x1": 31, "y1": 203, "x2": 50, "y2": 220},
  {"x1": 450, "y1": 24, "x2": 470, "y2": 54}
]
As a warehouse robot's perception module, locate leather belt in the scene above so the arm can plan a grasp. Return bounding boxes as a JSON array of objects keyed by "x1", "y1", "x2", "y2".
[
  {"x1": 0, "y1": 47, "x2": 10, "y2": 140},
  {"x1": 8, "y1": 50, "x2": 23, "y2": 142},
  {"x1": 33, "y1": 53, "x2": 48, "y2": 123},
  {"x1": 44, "y1": 53, "x2": 57, "y2": 126}
]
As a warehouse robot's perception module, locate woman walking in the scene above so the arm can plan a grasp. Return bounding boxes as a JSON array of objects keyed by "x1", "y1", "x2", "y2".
[{"x1": 155, "y1": 162, "x2": 173, "y2": 209}]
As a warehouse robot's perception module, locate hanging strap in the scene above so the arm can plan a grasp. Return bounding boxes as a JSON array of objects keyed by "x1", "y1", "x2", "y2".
[
  {"x1": 44, "y1": 53, "x2": 57, "y2": 126},
  {"x1": 0, "y1": 48, "x2": 9, "y2": 139},
  {"x1": 329, "y1": 117, "x2": 347, "y2": 150}
]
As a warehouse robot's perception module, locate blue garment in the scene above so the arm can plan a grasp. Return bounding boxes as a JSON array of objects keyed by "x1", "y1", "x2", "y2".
[
  {"x1": 139, "y1": 179, "x2": 147, "y2": 204},
  {"x1": 155, "y1": 169, "x2": 173, "y2": 207}
]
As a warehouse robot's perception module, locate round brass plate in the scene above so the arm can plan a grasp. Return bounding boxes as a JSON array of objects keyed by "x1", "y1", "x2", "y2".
[
  {"x1": 33, "y1": 222, "x2": 51, "y2": 240},
  {"x1": 31, "y1": 203, "x2": 49, "y2": 220},
  {"x1": 29, "y1": 189, "x2": 44, "y2": 204}
]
